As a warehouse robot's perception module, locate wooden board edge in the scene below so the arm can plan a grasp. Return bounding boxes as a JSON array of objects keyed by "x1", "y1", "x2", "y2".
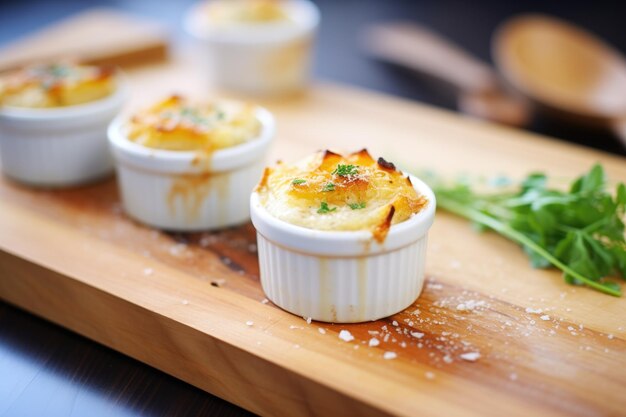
[{"x1": 0, "y1": 247, "x2": 396, "y2": 417}]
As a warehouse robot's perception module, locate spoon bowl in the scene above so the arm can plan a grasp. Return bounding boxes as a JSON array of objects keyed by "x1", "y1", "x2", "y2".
[{"x1": 493, "y1": 14, "x2": 626, "y2": 140}]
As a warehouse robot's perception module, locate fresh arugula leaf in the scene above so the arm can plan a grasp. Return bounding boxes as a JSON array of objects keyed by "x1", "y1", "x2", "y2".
[
  {"x1": 349, "y1": 202, "x2": 366, "y2": 210},
  {"x1": 292, "y1": 179, "x2": 306, "y2": 185},
  {"x1": 428, "y1": 164, "x2": 625, "y2": 296}
]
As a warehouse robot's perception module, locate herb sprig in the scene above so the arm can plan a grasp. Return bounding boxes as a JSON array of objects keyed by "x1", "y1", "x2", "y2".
[
  {"x1": 429, "y1": 164, "x2": 626, "y2": 296},
  {"x1": 349, "y1": 202, "x2": 366, "y2": 210},
  {"x1": 317, "y1": 202, "x2": 337, "y2": 214},
  {"x1": 332, "y1": 164, "x2": 359, "y2": 177},
  {"x1": 322, "y1": 182, "x2": 336, "y2": 192}
]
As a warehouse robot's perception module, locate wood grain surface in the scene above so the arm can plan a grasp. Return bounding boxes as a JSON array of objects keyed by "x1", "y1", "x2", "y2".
[{"x1": 0, "y1": 52, "x2": 625, "y2": 417}]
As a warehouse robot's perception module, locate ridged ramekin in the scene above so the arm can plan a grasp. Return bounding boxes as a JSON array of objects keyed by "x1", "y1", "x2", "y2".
[
  {"x1": 108, "y1": 107, "x2": 275, "y2": 231},
  {"x1": 250, "y1": 175, "x2": 436, "y2": 323},
  {"x1": 183, "y1": 0, "x2": 320, "y2": 95},
  {"x1": 0, "y1": 79, "x2": 128, "y2": 187}
]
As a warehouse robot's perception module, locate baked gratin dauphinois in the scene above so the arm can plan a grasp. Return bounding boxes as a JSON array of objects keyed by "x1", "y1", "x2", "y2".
[
  {"x1": 206, "y1": 0, "x2": 290, "y2": 24},
  {"x1": 0, "y1": 62, "x2": 115, "y2": 108},
  {"x1": 126, "y1": 95, "x2": 262, "y2": 151},
  {"x1": 256, "y1": 149, "x2": 429, "y2": 242}
]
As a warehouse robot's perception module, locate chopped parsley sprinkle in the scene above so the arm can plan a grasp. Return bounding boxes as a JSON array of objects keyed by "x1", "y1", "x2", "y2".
[
  {"x1": 349, "y1": 202, "x2": 366, "y2": 210},
  {"x1": 332, "y1": 164, "x2": 359, "y2": 177},
  {"x1": 292, "y1": 178, "x2": 307, "y2": 185},
  {"x1": 317, "y1": 202, "x2": 336, "y2": 214},
  {"x1": 322, "y1": 182, "x2": 336, "y2": 192}
]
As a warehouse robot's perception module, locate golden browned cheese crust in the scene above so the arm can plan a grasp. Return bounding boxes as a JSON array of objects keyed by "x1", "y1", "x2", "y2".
[
  {"x1": 206, "y1": 0, "x2": 290, "y2": 24},
  {"x1": 126, "y1": 95, "x2": 261, "y2": 152},
  {"x1": 257, "y1": 149, "x2": 428, "y2": 242},
  {"x1": 0, "y1": 62, "x2": 115, "y2": 108}
]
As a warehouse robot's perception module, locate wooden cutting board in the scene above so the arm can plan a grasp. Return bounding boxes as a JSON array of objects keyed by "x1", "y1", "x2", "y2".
[
  {"x1": 1, "y1": 19, "x2": 626, "y2": 417},
  {"x1": 0, "y1": 8, "x2": 168, "y2": 71}
]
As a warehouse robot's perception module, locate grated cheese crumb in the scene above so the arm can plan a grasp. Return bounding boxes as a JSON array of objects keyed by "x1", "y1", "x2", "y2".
[
  {"x1": 425, "y1": 371, "x2": 435, "y2": 380},
  {"x1": 245, "y1": 320, "x2": 254, "y2": 326},
  {"x1": 459, "y1": 352, "x2": 481, "y2": 362},
  {"x1": 540, "y1": 315, "x2": 550, "y2": 321},
  {"x1": 369, "y1": 338, "x2": 380, "y2": 347},
  {"x1": 143, "y1": 268, "x2": 154, "y2": 276},
  {"x1": 383, "y1": 351, "x2": 397, "y2": 360},
  {"x1": 608, "y1": 334, "x2": 614, "y2": 340},
  {"x1": 261, "y1": 298, "x2": 269, "y2": 304},
  {"x1": 318, "y1": 328, "x2": 326, "y2": 335},
  {"x1": 410, "y1": 331, "x2": 424, "y2": 339},
  {"x1": 525, "y1": 307, "x2": 543, "y2": 314},
  {"x1": 181, "y1": 299, "x2": 189, "y2": 305},
  {"x1": 339, "y1": 330, "x2": 354, "y2": 342}
]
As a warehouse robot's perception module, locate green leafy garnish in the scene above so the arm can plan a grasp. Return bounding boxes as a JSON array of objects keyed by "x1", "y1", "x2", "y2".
[
  {"x1": 349, "y1": 202, "x2": 366, "y2": 210},
  {"x1": 317, "y1": 202, "x2": 336, "y2": 214},
  {"x1": 428, "y1": 164, "x2": 626, "y2": 296},
  {"x1": 322, "y1": 182, "x2": 336, "y2": 192},
  {"x1": 292, "y1": 179, "x2": 307, "y2": 185},
  {"x1": 332, "y1": 164, "x2": 359, "y2": 177}
]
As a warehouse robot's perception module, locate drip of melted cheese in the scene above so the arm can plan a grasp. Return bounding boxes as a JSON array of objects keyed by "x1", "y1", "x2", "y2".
[
  {"x1": 126, "y1": 95, "x2": 261, "y2": 151},
  {"x1": 0, "y1": 63, "x2": 115, "y2": 108},
  {"x1": 207, "y1": 0, "x2": 290, "y2": 24},
  {"x1": 257, "y1": 149, "x2": 428, "y2": 242}
]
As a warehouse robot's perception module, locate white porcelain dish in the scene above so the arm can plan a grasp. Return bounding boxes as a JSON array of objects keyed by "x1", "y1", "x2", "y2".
[
  {"x1": 0, "y1": 79, "x2": 128, "y2": 187},
  {"x1": 250, "y1": 175, "x2": 436, "y2": 323},
  {"x1": 183, "y1": 0, "x2": 320, "y2": 95},
  {"x1": 108, "y1": 107, "x2": 275, "y2": 231}
]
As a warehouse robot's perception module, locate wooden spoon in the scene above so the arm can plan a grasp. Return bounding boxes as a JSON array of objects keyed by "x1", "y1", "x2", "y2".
[
  {"x1": 363, "y1": 22, "x2": 532, "y2": 127},
  {"x1": 493, "y1": 14, "x2": 626, "y2": 147}
]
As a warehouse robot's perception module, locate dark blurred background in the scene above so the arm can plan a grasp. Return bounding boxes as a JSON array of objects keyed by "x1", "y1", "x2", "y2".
[
  {"x1": 1, "y1": 1, "x2": 626, "y2": 417},
  {"x1": 2, "y1": 0, "x2": 626, "y2": 154}
]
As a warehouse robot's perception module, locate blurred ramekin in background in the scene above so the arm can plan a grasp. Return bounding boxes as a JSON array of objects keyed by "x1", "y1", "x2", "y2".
[
  {"x1": 184, "y1": 0, "x2": 320, "y2": 95},
  {"x1": 108, "y1": 106, "x2": 275, "y2": 231},
  {"x1": 0, "y1": 79, "x2": 128, "y2": 188}
]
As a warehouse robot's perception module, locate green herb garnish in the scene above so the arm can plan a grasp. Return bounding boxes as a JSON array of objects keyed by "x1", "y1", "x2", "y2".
[
  {"x1": 322, "y1": 182, "x2": 336, "y2": 192},
  {"x1": 292, "y1": 179, "x2": 307, "y2": 185},
  {"x1": 349, "y1": 202, "x2": 366, "y2": 210},
  {"x1": 428, "y1": 164, "x2": 626, "y2": 296},
  {"x1": 332, "y1": 164, "x2": 359, "y2": 177},
  {"x1": 317, "y1": 202, "x2": 337, "y2": 214}
]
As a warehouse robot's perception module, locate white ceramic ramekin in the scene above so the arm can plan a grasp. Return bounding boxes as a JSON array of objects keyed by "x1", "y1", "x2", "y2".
[
  {"x1": 183, "y1": 0, "x2": 320, "y2": 95},
  {"x1": 0, "y1": 79, "x2": 128, "y2": 187},
  {"x1": 108, "y1": 107, "x2": 275, "y2": 231},
  {"x1": 250, "y1": 175, "x2": 436, "y2": 323}
]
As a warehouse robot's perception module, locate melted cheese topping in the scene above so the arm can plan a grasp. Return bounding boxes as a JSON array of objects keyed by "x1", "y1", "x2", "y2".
[
  {"x1": 0, "y1": 63, "x2": 115, "y2": 108},
  {"x1": 126, "y1": 95, "x2": 262, "y2": 151},
  {"x1": 257, "y1": 150, "x2": 428, "y2": 242},
  {"x1": 206, "y1": 0, "x2": 290, "y2": 24}
]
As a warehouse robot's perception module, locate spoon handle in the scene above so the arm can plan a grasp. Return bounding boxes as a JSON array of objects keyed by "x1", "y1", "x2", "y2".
[
  {"x1": 363, "y1": 22, "x2": 498, "y2": 93},
  {"x1": 610, "y1": 119, "x2": 626, "y2": 149}
]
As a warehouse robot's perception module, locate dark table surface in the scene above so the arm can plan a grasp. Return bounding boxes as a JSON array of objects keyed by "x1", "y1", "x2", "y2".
[{"x1": 1, "y1": 1, "x2": 626, "y2": 416}]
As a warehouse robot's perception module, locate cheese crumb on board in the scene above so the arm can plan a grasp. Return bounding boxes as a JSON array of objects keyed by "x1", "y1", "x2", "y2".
[
  {"x1": 383, "y1": 352, "x2": 397, "y2": 360},
  {"x1": 339, "y1": 330, "x2": 354, "y2": 342},
  {"x1": 459, "y1": 352, "x2": 481, "y2": 362}
]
